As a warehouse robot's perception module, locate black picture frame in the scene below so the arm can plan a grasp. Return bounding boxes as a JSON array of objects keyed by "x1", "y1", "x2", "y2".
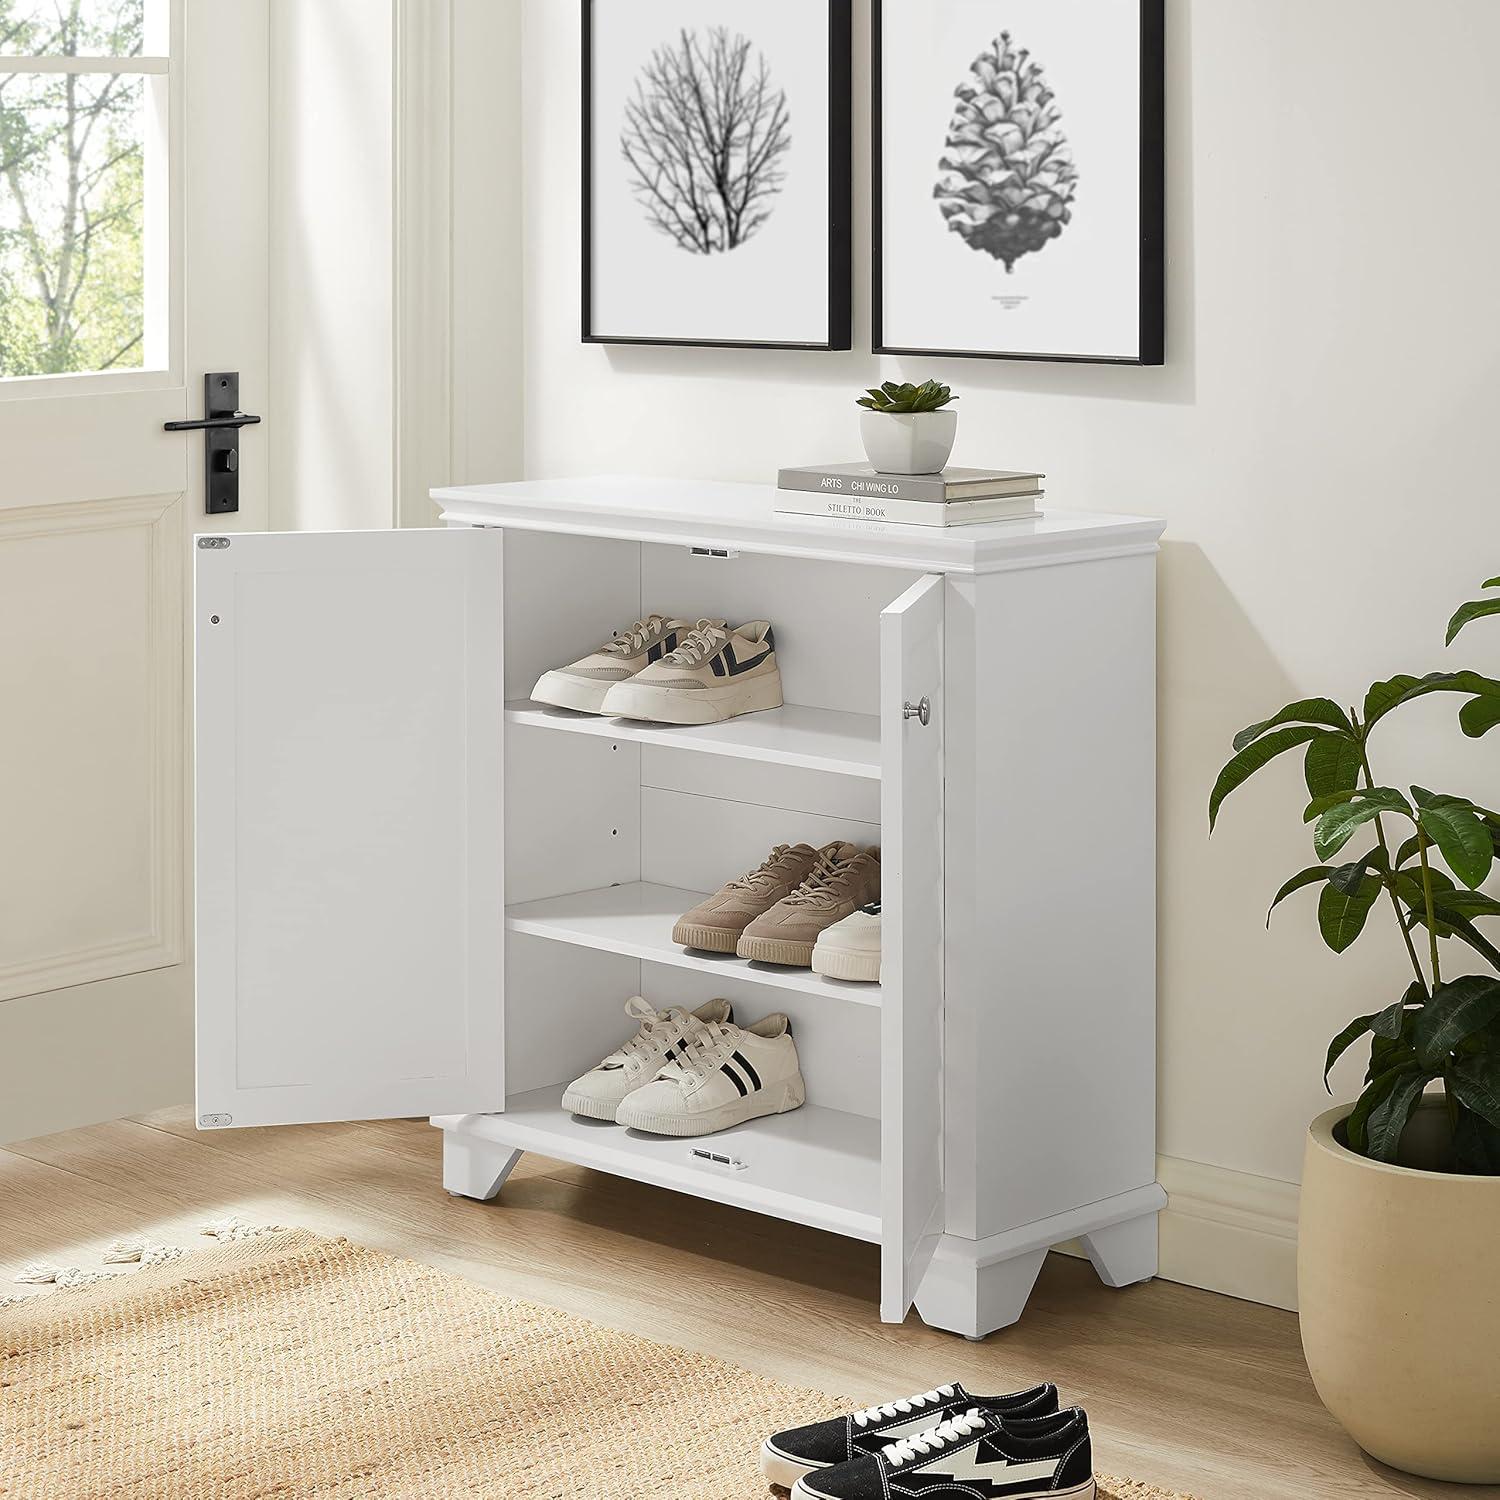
[
  {"x1": 582, "y1": 0, "x2": 853, "y2": 351},
  {"x1": 871, "y1": 0, "x2": 1165, "y2": 366}
]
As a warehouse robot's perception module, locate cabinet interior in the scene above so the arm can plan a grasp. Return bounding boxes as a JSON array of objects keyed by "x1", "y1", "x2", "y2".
[{"x1": 499, "y1": 532, "x2": 917, "y2": 1126}]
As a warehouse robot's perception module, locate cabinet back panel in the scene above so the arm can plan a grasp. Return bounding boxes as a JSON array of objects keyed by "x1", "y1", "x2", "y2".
[
  {"x1": 641, "y1": 746, "x2": 880, "y2": 824},
  {"x1": 641, "y1": 547, "x2": 915, "y2": 717},
  {"x1": 640, "y1": 786, "x2": 879, "y2": 895},
  {"x1": 505, "y1": 725, "x2": 641, "y2": 903},
  {"x1": 503, "y1": 532, "x2": 641, "y2": 702}
]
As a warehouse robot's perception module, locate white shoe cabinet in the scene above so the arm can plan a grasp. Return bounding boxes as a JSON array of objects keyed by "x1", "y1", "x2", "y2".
[{"x1": 193, "y1": 477, "x2": 1166, "y2": 1337}]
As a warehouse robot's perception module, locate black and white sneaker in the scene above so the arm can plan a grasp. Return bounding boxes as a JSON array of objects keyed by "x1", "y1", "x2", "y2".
[
  {"x1": 758, "y1": 1382, "x2": 1057, "y2": 1489},
  {"x1": 790, "y1": 1406, "x2": 1094, "y2": 1500}
]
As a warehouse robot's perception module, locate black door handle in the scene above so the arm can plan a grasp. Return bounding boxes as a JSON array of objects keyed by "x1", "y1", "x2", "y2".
[
  {"x1": 165, "y1": 372, "x2": 259, "y2": 514},
  {"x1": 163, "y1": 412, "x2": 261, "y2": 432}
]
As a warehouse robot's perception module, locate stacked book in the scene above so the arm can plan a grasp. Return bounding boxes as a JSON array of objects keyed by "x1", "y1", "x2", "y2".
[{"x1": 775, "y1": 464, "x2": 1044, "y2": 528}]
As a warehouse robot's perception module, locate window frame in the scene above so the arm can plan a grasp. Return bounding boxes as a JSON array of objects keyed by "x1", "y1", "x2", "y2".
[{"x1": 0, "y1": 0, "x2": 182, "y2": 397}]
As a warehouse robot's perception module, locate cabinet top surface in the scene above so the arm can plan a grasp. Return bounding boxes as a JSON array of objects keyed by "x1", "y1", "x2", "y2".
[{"x1": 431, "y1": 476, "x2": 1165, "y2": 574}]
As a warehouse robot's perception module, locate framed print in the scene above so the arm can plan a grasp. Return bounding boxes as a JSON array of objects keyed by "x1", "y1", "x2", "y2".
[
  {"x1": 873, "y1": 0, "x2": 1164, "y2": 365},
  {"x1": 583, "y1": 0, "x2": 852, "y2": 350}
]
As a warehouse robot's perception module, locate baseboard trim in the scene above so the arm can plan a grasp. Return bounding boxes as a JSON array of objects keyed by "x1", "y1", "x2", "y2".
[{"x1": 1059, "y1": 1155, "x2": 1299, "y2": 1312}]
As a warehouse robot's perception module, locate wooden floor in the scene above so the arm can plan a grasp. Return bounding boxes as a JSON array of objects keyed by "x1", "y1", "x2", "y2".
[{"x1": 2, "y1": 1110, "x2": 1492, "y2": 1500}]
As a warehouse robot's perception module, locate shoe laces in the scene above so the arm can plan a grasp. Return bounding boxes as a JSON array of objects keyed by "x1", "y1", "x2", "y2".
[
  {"x1": 785, "y1": 848, "x2": 862, "y2": 909},
  {"x1": 656, "y1": 1018, "x2": 738, "y2": 1085},
  {"x1": 662, "y1": 619, "x2": 729, "y2": 667},
  {"x1": 601, "y1": 616, "x2": 669, "y2": 657},
  {"x1": 727, "y1": 844, "x2": 794, "y2": 894},
  {"x1": 882, "y1": 1409, "x2": 987, "y2": 1468},
  {"x1": 853, "y1": 1385, "x2": 955, "y2": 1428},
  {"x1": 611, "y1": 995, "x2": 700, "y2": 1067}
]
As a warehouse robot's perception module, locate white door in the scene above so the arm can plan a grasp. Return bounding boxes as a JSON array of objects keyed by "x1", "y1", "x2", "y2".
[
  {"x1": 880, "y1": 572, "x2": 945, "y2": 1322},
  {"x1": 194, "y1": 527, "x2": 505, "y2": 1128},
  {"x1": 0, "y1": 2, "x2": 269, "y2": 1141}
]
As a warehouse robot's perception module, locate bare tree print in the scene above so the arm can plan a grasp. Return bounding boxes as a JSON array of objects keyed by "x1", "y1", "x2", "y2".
[{"x1": 621, "y1": 27, "x2": 791, "y2": 255}]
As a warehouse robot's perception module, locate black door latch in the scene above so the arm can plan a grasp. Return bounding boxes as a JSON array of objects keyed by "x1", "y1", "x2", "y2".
[{"x1": 164, "y1": 372, "x2": 262, "y2": 515}]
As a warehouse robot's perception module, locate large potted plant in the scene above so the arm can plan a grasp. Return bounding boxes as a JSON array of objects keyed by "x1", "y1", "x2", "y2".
[{"x1": 1210, "y1": 576, "x2": 1500, "y2": 1483}]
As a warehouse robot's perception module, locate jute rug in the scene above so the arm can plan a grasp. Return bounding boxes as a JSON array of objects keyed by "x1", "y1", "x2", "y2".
[{"x1": 0, "y1": 1228, "x2": 1195, "y2": 1499}]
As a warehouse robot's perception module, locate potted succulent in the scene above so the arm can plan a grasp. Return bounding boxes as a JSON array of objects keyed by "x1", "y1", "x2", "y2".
[
  {"x1": 1210, "y1": 576, "x2": 1500, "y2": 1482},
  {"x1": 856, "y1": 379, "x2": 959, "y2": 475}
]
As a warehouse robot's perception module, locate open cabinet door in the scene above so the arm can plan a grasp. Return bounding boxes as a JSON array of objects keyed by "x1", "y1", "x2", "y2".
[
  {"x1": 195, "y1": 529, "x2": 504, "y2": 1129},
  {"x1": 879, "y1": 573, "x2": 945, "y2": 1322}
]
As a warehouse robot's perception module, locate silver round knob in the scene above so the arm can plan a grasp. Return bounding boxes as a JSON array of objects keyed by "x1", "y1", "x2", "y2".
[{"x1": 903, "y1": 696, "x2": 931, "y2": 726}]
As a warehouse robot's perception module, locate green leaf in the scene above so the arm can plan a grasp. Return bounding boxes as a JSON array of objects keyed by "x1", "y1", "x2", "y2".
[
  {"x1": 1446, "y1": 596, "x2": 1500, "y2": 646},
  {"x1": 1313, "y1": 788, "x2": 1414, "y2": 859},
  {"x1": 1208, "y1": 725, "x2": 1329, "y2": 831},
  {"x1": 1303, "y1": 789, "x2": 1362, "y2": 823},
  {"x1": 1418, "y1": 803, "x2": 1494, "y2": 888},
  {"x1": 1414, "y1": 976, "x2": 1500, "y2": 1067},
  {"x1": 1324, "y1": 1013, "x2": 1378, "y2": 1090},
  {"x1": 1232, "y1": 698, "x2": 1354, "y2": 753},
  {"x1": 1363, "y1": 671, "x2": 1500, "y2": 729},
  {"x1": 1460, "y1": 695, "x2": 1500, "y2": 739},
  {"x1": 1304, "y1": 734, "x2": 1364, "y2": 799},
  {"x1": 1318, "y1": 874, "x2": 1382, "y2": 952},
  {"x1": 1394, "y1": 834, "x2": 1422, "y2": 868},
  {"x1": 1376, "y1": 983, "x2": 1425, "y2": 1037},
  {"x1": 1451, "y1": 1109, "x2": 1500, "y2": 1174},
  {"x1": 1450, "y1": 1056, "x2": 1500, "y2": 1130},
  {"x1": 1430, "y1": 889, "x2": 1500, "y2": 918},
  {"x1": 1346, "y1": 1069, "x2": 1402, "y2": 1153},
  {"x1": 1364, "y1": 1070, "x2": 1431, "y2": 1162},
  {"x1": 1405, "y1": 903, "x2": 1500, "y2": 968},
  {"x1": 1327, "y1": 849, "x2": 1388, "y2": 894},
  {"x1": 1267, "y1": 865, "x2": 1333, "y2": 925}
]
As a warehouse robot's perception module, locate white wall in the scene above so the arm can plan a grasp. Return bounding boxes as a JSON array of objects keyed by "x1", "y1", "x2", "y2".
[
  {"x1": 270, "y1": 0, "x2": 396, "y2": 532},
  {"x1": 519, "y1": 0, "x2": 1500, "y2": 1290}
]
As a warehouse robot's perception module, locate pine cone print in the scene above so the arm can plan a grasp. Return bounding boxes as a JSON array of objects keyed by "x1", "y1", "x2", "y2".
[{"x1": 934, "y1": 31, "x2": 1079, "y2": 272}]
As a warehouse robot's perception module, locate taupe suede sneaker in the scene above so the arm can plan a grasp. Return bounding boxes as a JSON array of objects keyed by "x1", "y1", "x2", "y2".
[
  {"x1": 532, "y1": 614, "x2": 710, "y2": 715},
  {"x1": 600, "y1": 619, "x2": 782, "y2": 724},
  {"x1": 673, "y1": 843, "x2": 823, "y2": 954},
  {"x1": 737, "y1": 842, "x2": 882, "y2": 967}
]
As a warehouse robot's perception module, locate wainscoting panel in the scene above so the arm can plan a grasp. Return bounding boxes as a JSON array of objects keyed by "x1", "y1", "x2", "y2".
[{"x1": 0, "y1": 494, "x2": 185, "y2": 1002}]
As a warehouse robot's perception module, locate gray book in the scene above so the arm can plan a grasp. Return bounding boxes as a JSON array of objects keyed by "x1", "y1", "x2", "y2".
[{"x1": 778, "y1": 462, "x2": 1045, "y2": 503}]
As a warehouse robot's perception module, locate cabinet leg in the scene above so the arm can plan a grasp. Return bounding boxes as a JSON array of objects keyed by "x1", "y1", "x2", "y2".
[
  {"x1": 1079, "y1": 1211, "x2": 1158, "y2": 1289},
  {"x1": 914, "y1": 1248, "x2": 1047, "y2": 1340},
  {"x1": 443, "y1": 1132, "x2": 521, "y2": 1201}
]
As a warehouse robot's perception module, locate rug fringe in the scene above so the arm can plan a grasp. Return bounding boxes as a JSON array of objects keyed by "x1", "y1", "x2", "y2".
[{"x1": 7, "y1": 1219, "x2": 288, "y2": 1304}]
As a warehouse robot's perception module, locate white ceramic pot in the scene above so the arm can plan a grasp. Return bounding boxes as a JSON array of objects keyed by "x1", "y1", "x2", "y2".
[
  {"x1": 1299, "y1": 1101, "x2": 1500, "y2": 1482},
  {"x1": 860, "y1": 409, "x2": 958, "y2": 475}
]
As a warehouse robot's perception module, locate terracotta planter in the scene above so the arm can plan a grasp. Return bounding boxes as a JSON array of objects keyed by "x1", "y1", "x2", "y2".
[{"x1": 1299, "y1": 1101, "x2": 1500, "y2": 1482}]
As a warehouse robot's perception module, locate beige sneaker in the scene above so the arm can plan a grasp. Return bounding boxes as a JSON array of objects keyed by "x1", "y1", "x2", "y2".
[
  {"x1": 737, "y1": 842, "x2": 881, "y2": 967},
  {"x1": 673, "y1": 843, "x2": 823, "y2": 954},
  {"x1": 811, "y1": 902, "x2": 882, "y2": 983},
  {"x1": 561, "y1": 995, "x2": 733, "y2": 1121},
  {"x1": 600, "y1": 620, "x2": 782, "y2": 725},
  {"x1": 532, "y1": 614, "x2": 709, "y2": 715},
  {"x1": 616, "y1": 1011, "x2": 805, "y2": 1137}
]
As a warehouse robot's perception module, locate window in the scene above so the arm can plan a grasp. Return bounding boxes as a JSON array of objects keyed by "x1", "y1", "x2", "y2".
[{"x1": 0, "y1": 0, "x2": 168, "y2": 379}]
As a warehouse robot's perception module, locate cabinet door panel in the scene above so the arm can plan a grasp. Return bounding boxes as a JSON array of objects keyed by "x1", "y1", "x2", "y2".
[
  {"x1": 195, "y1": 528, "x2": 503, "y2": 1128},
  {"x1": 880, "y1": 572, "x2": 945, "y2": 1320}
]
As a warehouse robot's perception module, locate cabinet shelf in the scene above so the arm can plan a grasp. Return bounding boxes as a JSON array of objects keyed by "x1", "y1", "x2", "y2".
[
  {"x1": 506, "y1": 700, "x2": 881, "y2": 780},
  {"x1": 505, "y1": 881, "x2": 883, "y2": 1006},
  {"x1": 435, "y1": 1086, "x2": 881, "y2": 1242}
]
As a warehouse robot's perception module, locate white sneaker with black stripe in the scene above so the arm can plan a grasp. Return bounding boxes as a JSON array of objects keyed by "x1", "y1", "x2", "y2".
[
  {"x1": 561, "y1": 996, "x2": 733, "y2": 1122},
  {"x1": 615, "y1": 1011, "x2": 804, "y2": 1136}
]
